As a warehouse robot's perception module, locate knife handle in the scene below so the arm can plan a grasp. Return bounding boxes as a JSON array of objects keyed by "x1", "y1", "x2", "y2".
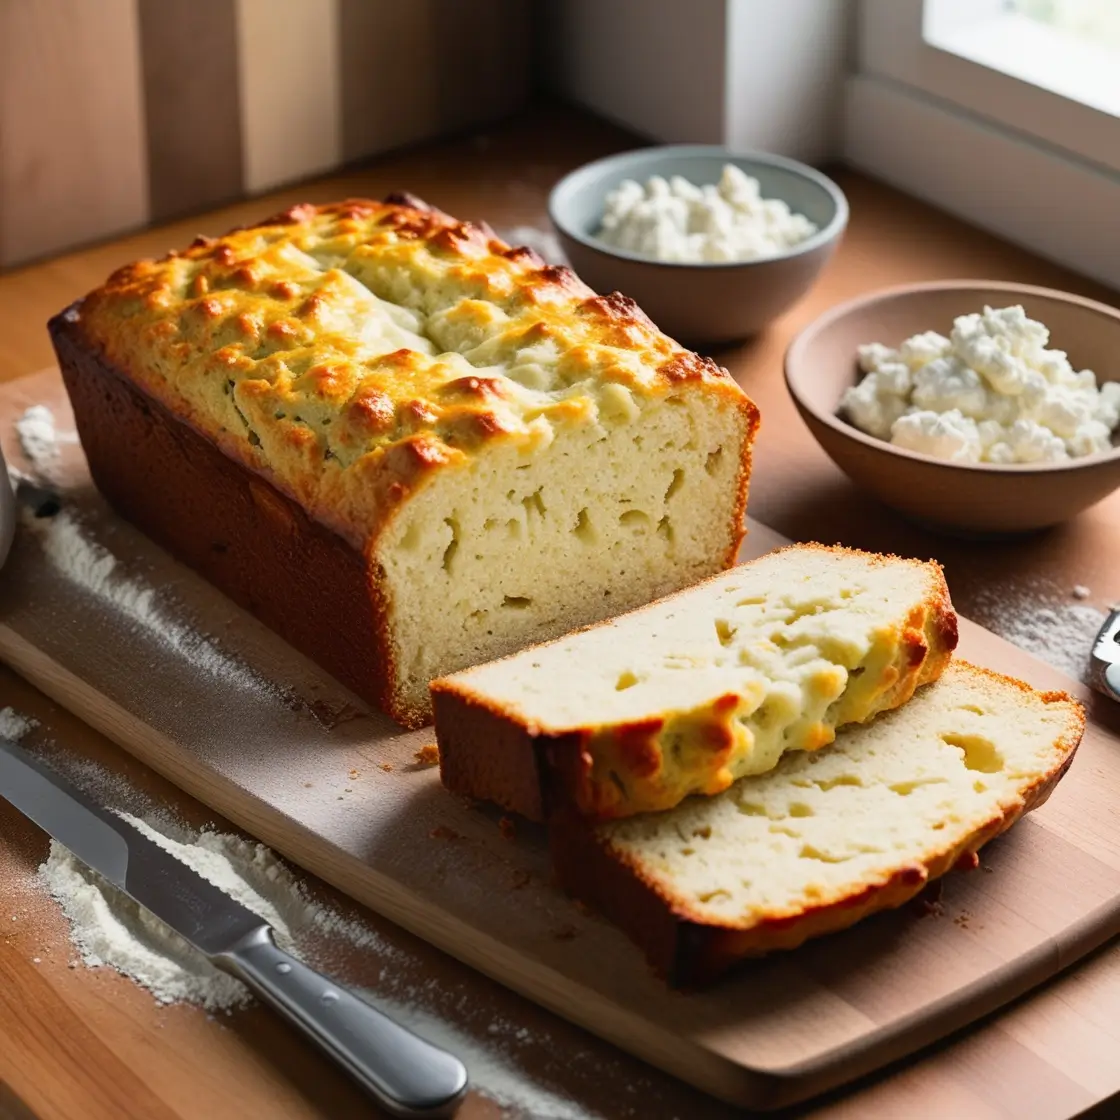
[{"x1": 217, "y1": 929, "x2": 468, "y2": 1118}]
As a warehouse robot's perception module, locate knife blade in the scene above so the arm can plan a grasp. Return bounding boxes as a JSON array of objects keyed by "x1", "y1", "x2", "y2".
[{"x1": 0, "y1": 737, "x2": 468, "y2": 1118}]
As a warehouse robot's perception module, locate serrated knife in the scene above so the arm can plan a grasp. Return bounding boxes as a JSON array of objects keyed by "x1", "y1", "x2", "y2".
[{"x1": 0, "y1": 736, "x2": 468, "y2": 1118}]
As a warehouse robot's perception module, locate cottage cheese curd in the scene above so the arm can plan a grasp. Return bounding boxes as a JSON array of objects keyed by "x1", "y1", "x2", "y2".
[
  {"x1": 596, "y1": 164, "x2": 818, "y2": 263},
  {"x1": 841, "y1": 305, "x2": 1120, "y2": 464}
]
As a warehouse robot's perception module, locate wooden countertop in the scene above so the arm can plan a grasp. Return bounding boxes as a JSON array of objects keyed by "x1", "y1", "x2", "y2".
[{"x1": 1, "y1": 104, "x2": 1118, "y2": 1120}]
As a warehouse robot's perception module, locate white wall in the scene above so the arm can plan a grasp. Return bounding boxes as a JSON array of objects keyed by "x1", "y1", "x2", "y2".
[
  {"x1": 541, "y1": 0, "x2": 729, "y2": 144},
  {"x1": 543, "y1": 0, "x2": 851, "y2": 160},
  {"x1": 725, "y1": 0, "x2": 850, "y2": 161}
]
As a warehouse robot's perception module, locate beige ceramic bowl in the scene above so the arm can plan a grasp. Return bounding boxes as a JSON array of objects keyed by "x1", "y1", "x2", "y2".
[{"x1": 785, "y1": 281, "x2": 1120, "y2": 535}]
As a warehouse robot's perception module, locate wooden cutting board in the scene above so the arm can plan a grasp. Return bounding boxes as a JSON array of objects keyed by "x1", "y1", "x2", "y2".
[{"x1": 3, "y1": 368, "x2": 1120, "y2": 1112}]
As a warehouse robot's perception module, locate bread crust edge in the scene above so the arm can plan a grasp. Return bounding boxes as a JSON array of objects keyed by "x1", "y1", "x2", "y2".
[{"x1": 548, "y1": 662, "x2": 1086, "y2": 987}]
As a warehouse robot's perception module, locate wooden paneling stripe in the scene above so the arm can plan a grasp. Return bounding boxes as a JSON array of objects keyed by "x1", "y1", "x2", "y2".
[
  {"x1": 0, "y1": 0, "x2": 531, "y2": 268},
  {"x1": 0, "y1": 0, "x2": 147, "y2": 267},
  {"x1": 338, "y1": 0, "x2": 441, "y2": 163},
  {"x1": 431, "y1": 0, "x2": 531, "y2": 133},
  {"x1": 237, "y1": 0, "x2": 342, "y2": 194},
  {"x1": 338, "y1": 0, "x2": 530, "y2": 165},
  {"x1": 138, "y1": 0, "x2": 244, "y2": 223}
]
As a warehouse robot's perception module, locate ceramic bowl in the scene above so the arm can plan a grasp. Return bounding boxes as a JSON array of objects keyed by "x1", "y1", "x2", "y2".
[
  {"x1": 785, "y1": 280, "x2": 1120, "y2": 536},
  {"x1": 548, "y1": 145, "x2": 847, "y2": 345}
]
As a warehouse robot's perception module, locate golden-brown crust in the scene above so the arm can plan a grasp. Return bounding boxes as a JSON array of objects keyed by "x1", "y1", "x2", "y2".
[
  {"x1": 52, "y1": 195, "x2": 758, "y2": 729},
  {"x1": 550, "y1": 666, "x2": 1084, "y2": 987},
  {"x1": 74, "y1": 196, "x2": 753, "y2": 553},
  {"x1": 49, "y1": 316, "x2": 431, "y2": 724},
  {"x1": 433, "y1": 545, "x2": 959, "y2": 821}
]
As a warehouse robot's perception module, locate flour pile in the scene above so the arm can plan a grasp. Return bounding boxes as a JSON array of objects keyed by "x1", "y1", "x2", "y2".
[
  {"x1": 15, "y1": 403, "x2": 77, "y2": 480},
  {"x1": 0, "y1": 706, "x2": 37, "y2": 741},
  {"x1": 37, "y1": 816, "x2": 389, "y2": 1013}
]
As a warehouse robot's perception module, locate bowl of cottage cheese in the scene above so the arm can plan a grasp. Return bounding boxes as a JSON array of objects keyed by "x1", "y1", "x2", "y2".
[
  {"x1": 549, "y1": 145, "x2": 847, "y2": 344},
  {"x1": 785, "y1": 281, "x2": 1120, "y2": 534}
]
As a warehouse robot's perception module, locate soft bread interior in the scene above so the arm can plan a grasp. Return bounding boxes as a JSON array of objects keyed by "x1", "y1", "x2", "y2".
[
  {"x1": 601, "y1": 662, "x2": 1080, "y2": 928},
  {"x1": 379, "y1": 391, "x2": 746, "y2": 718}
]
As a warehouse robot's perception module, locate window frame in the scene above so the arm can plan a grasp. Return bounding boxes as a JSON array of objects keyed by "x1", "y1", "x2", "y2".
[{"x1": 846, "y1": 0, "x2": 1120, "y2": 289}]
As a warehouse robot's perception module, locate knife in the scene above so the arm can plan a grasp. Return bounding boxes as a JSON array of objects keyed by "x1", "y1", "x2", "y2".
[
  {"x1": 1091, "y1": 607, "x2": 1120, "y2": 702},
  {"x1": 0, "y1": 737, "x2": 468, "y2": 1118}
]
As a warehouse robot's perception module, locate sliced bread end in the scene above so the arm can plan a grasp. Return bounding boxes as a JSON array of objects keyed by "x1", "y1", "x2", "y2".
[{"x1": 550, "y1": 662, "x2": 1084, "y2": 986}]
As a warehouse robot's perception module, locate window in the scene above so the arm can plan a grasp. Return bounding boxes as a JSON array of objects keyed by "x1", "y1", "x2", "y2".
[{"x1": 847, "y1": 0, "x2": 1120, "y2": 288}]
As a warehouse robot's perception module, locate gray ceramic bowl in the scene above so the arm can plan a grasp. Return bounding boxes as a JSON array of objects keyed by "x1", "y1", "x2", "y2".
[{"x1": 549, "y1": 145, "x2": 848, "y2": 345}]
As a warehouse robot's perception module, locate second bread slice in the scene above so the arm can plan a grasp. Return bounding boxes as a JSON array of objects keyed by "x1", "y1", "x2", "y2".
[
  {"x1": 550, "y1": 662, "x2": 1084, "y2": 986},
  {"x1": 432, "y1": 544, "x2": 958, "y2": 820}
]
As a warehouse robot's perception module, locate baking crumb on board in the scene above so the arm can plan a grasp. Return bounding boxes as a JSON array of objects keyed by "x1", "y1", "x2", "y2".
[{"x1": 414, "y1": 744, "x2": 440, "y2": 767}]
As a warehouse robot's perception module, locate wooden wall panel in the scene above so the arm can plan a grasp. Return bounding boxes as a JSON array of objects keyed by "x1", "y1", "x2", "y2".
[
  {"x1": 237, "y1": 0, "x2": 342, "y2": 194},
  {"x1": 339, "y1": 0, "x2": 530, "y2": 165},
  {"x1": 0, "y1": 0, "x2": 531, "y2": 269},
  {"x1": 138, "y1": 0, "x2": 244, "y2": 222},
  {"x1": 0, "y1": 0, "x2": 148, "y2": 267},
  {"x1": 338, "y1": 0, "x2": 441, "y2": 163}
]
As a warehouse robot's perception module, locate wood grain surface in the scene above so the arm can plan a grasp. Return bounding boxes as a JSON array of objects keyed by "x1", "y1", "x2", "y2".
[
  {"x1": 0, "y1": 105, "x2": 1119, "y2": 1119},
  {"x1": 2, "y1": 369, "x2": 1119, "y2": 1112}
]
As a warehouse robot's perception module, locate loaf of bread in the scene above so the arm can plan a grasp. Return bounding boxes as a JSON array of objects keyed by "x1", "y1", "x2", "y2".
[
  {"x1": 49, "y1": 196, "x2": 759, "y2": 727},
  {"x1": 432, "y1": 545, "x2": 958, "y2": 820},
  {"x1": 550, "y1": 662, "x2": 1083, "y2": 986}
]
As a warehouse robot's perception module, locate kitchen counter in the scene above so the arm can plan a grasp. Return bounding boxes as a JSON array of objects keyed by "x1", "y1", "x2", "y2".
[{"x1": 1, "y1": 104, "x2": 1118, "y2": 1120}]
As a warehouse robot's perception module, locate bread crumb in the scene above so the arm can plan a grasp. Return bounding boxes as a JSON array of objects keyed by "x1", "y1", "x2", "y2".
[
  {"x1": 429, "y1": 826, "x2": 461, "y2": 840},
  {"x1": 348, "y1": 768, "x2": 361, "y2": 780},
  {"x1": 553, "y1": 925, "x2": 578, "y2": 941},
  {"x1": 414, "y1": 743, "x2": 440, "y2": 767},
  {"x1": 380, "y1": 763, "x2": 393, "y2": 773},
  {"x1": 498, "y1": 816, "x2": 517, "y2": 841},
  {"x1": 1072, "y1": 585, "x2": 1090, "y2": 600},
  {"x1": 511, "y1": 869, "x2": 532, "y2": 890}
]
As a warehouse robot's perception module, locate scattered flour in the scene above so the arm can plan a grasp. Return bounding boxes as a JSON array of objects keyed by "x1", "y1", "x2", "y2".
[
  {"x1": 0, "y1": 706, "x2": 37, "y2": 741},
  {"x1": 369, "y1": 998, "x2": 607, "y2": 1120},
  {"x1": 24, "y1": 507, "x2": 279, "y2": 698},
  {"x1": 15, "y1": 404, "x2": 77, "y2": 480},
  {"x1": 13, "y1": 404, "x2": 280, "y2": 700},
  {"x1": 972, "y1": 585, "x2": 1106, "y2": 684},
  {"x1": 29, "y1": 755, "x2": 625, "y2": 1118},
  {"x1": 36, "y1": 814, "x2": 390, "y2": 1013}
]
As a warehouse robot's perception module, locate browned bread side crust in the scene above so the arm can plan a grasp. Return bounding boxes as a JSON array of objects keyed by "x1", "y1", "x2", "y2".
[
  {"x1": 431, "y1": 545, "x2": 960, "y2": 822},
  {"x1": 548, "y1": 663, "x2": 1085, "y2": 987},
  {"x1": 50, "y1": 308, "x2": 403, "y2": 721}
]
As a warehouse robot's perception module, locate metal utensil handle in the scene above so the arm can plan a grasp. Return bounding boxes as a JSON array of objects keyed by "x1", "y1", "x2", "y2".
[
  {"x1": 217, "y1": 929, "x2": 467, "y2": 1118},
  {"x1": 1106, "y1": 662, "x2": 1120, "y2": 702}
]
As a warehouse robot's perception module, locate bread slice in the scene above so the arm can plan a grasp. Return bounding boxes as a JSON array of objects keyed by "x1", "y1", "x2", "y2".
[
  {"x1": 432, "y1": 545, "x2": 958, "y2": 821},
  {"x1": 550, "y1": 662, "x2": 1084, "y2": 986}
]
